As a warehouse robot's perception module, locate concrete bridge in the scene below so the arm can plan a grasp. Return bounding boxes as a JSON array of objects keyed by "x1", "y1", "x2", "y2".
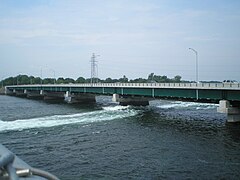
[{"x1": 5, "y1": 82, "x2": 240, "y2": 123}]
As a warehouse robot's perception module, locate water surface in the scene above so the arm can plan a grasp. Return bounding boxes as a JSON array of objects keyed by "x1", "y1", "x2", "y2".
[{"x1": 0, "y1": 95, "x2": 240, "y2": 179}]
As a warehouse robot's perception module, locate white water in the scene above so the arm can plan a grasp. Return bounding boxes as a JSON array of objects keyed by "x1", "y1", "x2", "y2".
[
  {"x1": 0, "y1": 106, "x2": 138, "y2": 132},
  {"x1": 158, "y1": 101, "x2": 218, "y2": 110}
]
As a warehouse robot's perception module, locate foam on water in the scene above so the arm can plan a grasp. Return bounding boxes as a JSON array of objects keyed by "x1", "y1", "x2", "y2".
[
  {"x1": 0, "y1": 106, "x2": 138, "y2": 132},
  {"x1": 158, "y1": 101, "x2": 218, "y2": 110},
  {"x1": 102, "y1": 105, "x2": 130, "y2": 111}
]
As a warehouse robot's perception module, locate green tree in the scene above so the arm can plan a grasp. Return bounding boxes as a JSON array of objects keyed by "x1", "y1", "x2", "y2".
[
  {"x1": 130, "y1": 78, "x2": 147, "y2": 83},
  {"x1": 173, "y1": 75, "x2": 182, "y2": 82},
  {"x1": 119, "y1": 75, "x2": 128, "y2": 83},
  {"x1": 43, "y1": 78, "x2": 55, "y2": 84},
  {"x1": 34, "y1": 77, "x2": 42, "y2": 84},
  {"x1": 105, "y1": 77, "x2": 113, "y2": 83},
  {"x1": 148, "y1": 73, "x2": 154, "y2": 82},
  {"x1": 64, "y1": 78, "x2": 75, "y2": 84},
  {"x1": 76, "y1": 77, "x2": 86, "y2": 83},
  {"x1": 56, "y1": 77, "x2": 65, "y2": 84},
  {"x1": 17, "y1": 75, "x2": 30, "y2": 85}
]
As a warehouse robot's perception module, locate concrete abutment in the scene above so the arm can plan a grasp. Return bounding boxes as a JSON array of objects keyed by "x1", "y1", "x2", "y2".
[
  {"x1": 112, "y1": 94, "x2": 149, "y2": 106},
  {"x1": 64, "y1": 91, "x2": 96, "y2": 104},
  {"x1": 217, "y1": 100, "x2": 240, "y2": 123}
]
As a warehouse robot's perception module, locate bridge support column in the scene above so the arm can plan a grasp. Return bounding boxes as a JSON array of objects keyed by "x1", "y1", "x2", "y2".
[
  {"x1": 64, "y1": 91, "x2": 96, "y2": 104},
  {"x1": 44, "y1": 92, "x2": 65, "y2": 101},
  {"x1": 26, "y1": 90, "x2": 44, "y2": 99},
  {"x1": 15, "y1": 90, "x2": 27, "y2": 97},
  {"x1": 217, "y1": 100, "x2": 240, "y2": 123},
  {"x1": 112, "y1": 94, "x2": 149, "y2": 106},
  {"x1": 4, "y1": 87, "x2": 13, "y2": 95}
]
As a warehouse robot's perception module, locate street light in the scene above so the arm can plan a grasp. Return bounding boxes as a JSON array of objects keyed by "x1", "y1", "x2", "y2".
[
  {"x1": 189, "y1": 48, "x2": 198, "y2": 83},
  {"x1": 40, "y1": 67, "x2": 43, "y2": 85},
  {"x1": 189, "y1": 48, "x2": 199, "y2": 100}
]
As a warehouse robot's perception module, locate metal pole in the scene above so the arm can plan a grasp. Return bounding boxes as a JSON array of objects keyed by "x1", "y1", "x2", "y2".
[
  {"x1": 90, "y1": 53, "x2": 99, "y2": 84},
  {"x1": 189, "y1": 48, "x2": 198, "y2": 83},
  {"x1": 96, "y1": 64, "x2": 98, "y2": 83},
  {"x1": 40, "y1": 68, "x2": 43, "y2": 85},
  {"x1": 90, "y1": 53, "x2": 95, "y2": 84},
  {"x1": 189, "y1": 48, "x2": 199, "y2": 100}
]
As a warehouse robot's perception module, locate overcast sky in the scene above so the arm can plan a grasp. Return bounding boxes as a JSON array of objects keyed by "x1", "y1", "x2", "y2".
[{"x1": 0, "y1": 0, "x2": 240, "y2": 81}]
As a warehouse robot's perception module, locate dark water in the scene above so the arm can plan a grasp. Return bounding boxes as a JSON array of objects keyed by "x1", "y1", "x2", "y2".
[{"x1": 0, "y1": 95, "x2": 240, "y2": 179}]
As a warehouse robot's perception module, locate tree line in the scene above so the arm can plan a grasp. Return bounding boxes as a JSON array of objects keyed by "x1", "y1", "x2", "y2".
[{"x1": 0, "y1": 73, "x2": 185, "y2": 87}]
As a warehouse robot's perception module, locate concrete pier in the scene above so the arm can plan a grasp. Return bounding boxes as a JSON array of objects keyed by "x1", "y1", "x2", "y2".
[
  {"x1": 26, "y1": 90, "x2": 44, "y2": 99},
  {"x1": 0, "y1": 87, "x2": 5, "y2": 95},
  {"x1": 217, "y1": 100, "x2": 240, "y2": 123},
  {"x1": 64, "y1": 91, "x2": 96, "y2": 103},
  {"x1": 15, "y1": 90, "x2": 27, "y2": 97},
  {"x1": 43, "y1": 92, "x2": 65, "y2": 101},
  {"x1": 112, "y1": 94, "x2": 149, "y2": 106}
]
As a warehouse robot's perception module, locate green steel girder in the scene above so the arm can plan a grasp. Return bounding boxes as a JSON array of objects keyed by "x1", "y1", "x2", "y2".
[
  {"x1": 198, "y1": 90, "x2": 223, "y2": 100},
  {"x1": 103, "y1": 87, "x2": 116, "y2": 94},
  {"x1": 6, "y1": 86, "x2": 240, "y2": 102},
  {"x1": 154, "y1": 88, "x2": 195, "y2": 98},
  {"x1": 226, "y1": 90, "x2": 240, "y2": 101},
  {"x1": 116, "y1": 88, "x2": 152, "y2": 96}
]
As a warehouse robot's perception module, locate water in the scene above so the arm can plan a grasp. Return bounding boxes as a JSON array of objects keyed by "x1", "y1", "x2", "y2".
[{"x1": 0, "y1": 95, "x2": 240, "y2": 179}]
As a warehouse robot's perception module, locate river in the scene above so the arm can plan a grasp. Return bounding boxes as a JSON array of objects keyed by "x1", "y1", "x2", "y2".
[{"x1": 0, "y1": 95, "x2": 240, "y2": 179}]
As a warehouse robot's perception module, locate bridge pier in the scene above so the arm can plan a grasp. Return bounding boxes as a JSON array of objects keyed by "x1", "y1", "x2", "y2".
[
  {"x1": 64, "y1": 91, "x2": 96, "y2": 104},
  {"x1": 43, "y1": 91, "x2": 65, "y2": 101},
  {"x1": 26, "y1": 90, "x2": 44, "y2": 99},
  {"x1": 5, "y1": 87, "x2": 14, "y2": 95},
  {"x1": 112, "y1": 94, "x2": 149, "y2": 106},
  {"x1": 217, "y1": 100, "x2": 240, "y2": 123},
  {"x1": 15, "y1": 90, "x2": 27, "y2": 97}
]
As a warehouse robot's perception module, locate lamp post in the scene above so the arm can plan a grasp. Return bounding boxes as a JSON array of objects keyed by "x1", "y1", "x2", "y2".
[
  {"x1": 40, "y1": 68, "x2": 43, "y2": 85},
  {"x1": 189, "y1": 48, "x2": 199, "y2": 100},
  {"x1": 189, "y1": 48, "x2": 198, "y2": 83}
]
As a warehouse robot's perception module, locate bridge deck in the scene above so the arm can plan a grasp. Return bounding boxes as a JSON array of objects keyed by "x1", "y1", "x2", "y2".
[
  {"x1": 6, "y1": 82, "x2": 240, "y2": 90},
  {"x1": 5, "y1": 83, "x2": 240, "y2": 102}
]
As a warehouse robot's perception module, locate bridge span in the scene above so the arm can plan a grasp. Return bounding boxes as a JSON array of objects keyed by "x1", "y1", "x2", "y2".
[{"x1": 5, "y1": 83, "x2": 240, "y2": 123}]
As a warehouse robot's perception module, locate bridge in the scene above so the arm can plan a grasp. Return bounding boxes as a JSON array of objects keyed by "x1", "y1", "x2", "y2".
[{"x1": 5, "y1": 82, "x2": 240, "y2": 123}]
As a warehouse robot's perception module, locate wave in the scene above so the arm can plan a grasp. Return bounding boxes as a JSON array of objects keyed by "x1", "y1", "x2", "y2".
[
  {"x1": 102, "y1": 105, "x2": 130, "y2": 111},
  {"x1": 158, "y1": 101, "x2": 218, "y2": 110},
  {"x1": 0, "y1": 106, "x2": 138, "y2": 132}
]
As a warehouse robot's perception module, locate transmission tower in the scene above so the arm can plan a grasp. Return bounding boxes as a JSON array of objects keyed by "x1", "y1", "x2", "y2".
[{"x1": 90, "y1": 53, "x2": 99, "y2": 84}]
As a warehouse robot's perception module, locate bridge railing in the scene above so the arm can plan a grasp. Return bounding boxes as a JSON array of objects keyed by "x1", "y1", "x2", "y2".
[
  {"x1": 79, "y1": 82, "x2": 240, "y2": 89},
  {"x1": 6, "y1": 82, "x2": 240, "y2": 90}
]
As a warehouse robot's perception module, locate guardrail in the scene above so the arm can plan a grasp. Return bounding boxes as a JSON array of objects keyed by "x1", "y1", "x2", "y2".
[
  {"x1": 0, "y1": 144, "x2": 59, "y2": 180},
  {"x1": 6, "y1": 83, "x2": 240, "y2": 90}
]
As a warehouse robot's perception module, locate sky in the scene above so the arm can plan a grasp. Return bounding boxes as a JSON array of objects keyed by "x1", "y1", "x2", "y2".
[{"x1": 0, "y1": 0, "x2": 240, "y2": 81}]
